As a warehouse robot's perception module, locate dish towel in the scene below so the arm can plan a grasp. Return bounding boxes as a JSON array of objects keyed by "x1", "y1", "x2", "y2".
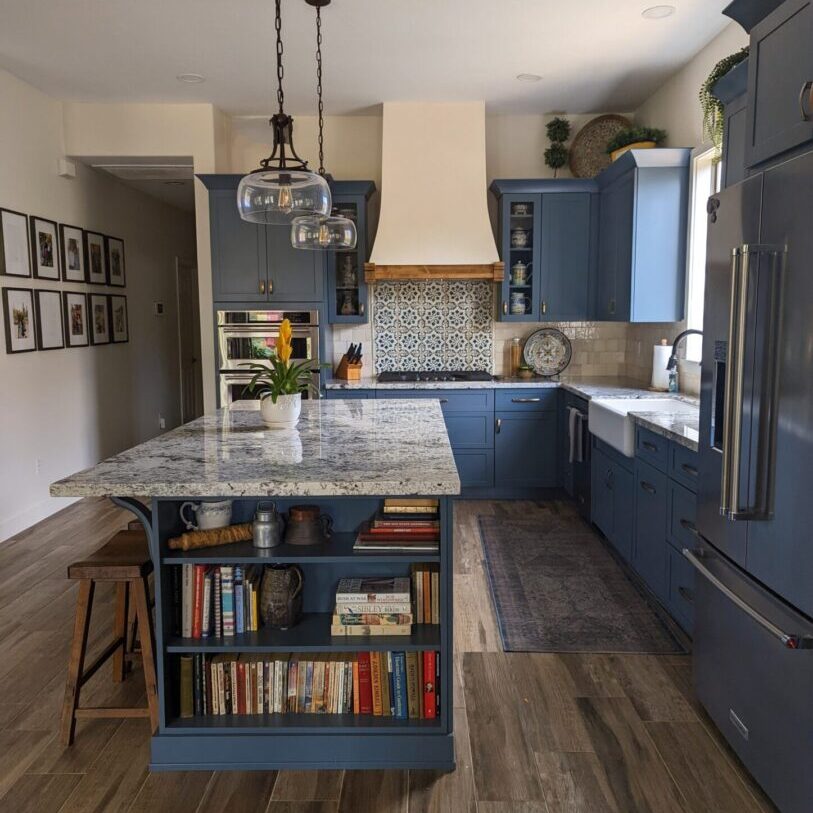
[{"x1": 568, "y1": 407, "x2": 585, "y2": 463}]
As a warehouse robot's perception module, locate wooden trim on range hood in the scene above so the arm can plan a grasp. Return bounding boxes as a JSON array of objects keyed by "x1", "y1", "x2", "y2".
[{"x1": 364, "y1": 262, "x2": 504, "y2": 283}]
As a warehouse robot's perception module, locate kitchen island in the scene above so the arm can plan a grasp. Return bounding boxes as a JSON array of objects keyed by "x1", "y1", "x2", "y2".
[{"x1": 51, "y1": 399, "x2": 460, "y2": 772}]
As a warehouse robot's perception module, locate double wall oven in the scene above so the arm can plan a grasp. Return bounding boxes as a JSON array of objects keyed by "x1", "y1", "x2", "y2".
[{"x1": 217, "y1": 310, "x2": 320, "y2": 406}]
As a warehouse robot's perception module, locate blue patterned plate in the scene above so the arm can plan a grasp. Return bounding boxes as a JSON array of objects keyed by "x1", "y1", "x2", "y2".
[{"x1": 523, "y1": 328, "x2": 572, "y2": 377}]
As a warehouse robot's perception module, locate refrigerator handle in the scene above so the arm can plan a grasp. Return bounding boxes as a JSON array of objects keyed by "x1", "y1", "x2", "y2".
[{"x1": 683, "y1": 547, "x2": 813, "y2": 650}]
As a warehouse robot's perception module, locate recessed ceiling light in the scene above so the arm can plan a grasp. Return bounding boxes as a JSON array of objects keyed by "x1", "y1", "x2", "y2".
[
  {"x1": 177, "y1": 73, "x2": 205, "y2": 84},
  {"x1": 516, "y1": 73, "x2": 542, "y2": 82},
  {"x1": 642, "y1": 5, "x2": 676, "y2": 19}
]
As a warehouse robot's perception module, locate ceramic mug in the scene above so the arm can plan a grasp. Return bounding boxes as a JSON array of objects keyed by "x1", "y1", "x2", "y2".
[
  {"x1": 180, "y1": 499, "x2": 233, "y2": 531},
  {"x1": 510, "y1": 292, "x2": 531, "y2": 315},
  {"x1": 511, "y1": 228, "x2": 529, "y2": 248},
  {"x1": 511, "y1": 261, "x2": 528, "y2": 286}
]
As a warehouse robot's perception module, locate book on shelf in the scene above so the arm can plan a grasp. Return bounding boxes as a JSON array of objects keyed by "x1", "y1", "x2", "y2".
[
  {"x1": 371, "y1": 512, "x2": 440, "y2": 529},
  {"x1": 333, "y1": 612, "x2": 413, "y2": 626},
  {"x1": 335, "y1": 577, "x2": 411, "y2": 603},
  {"x1": 382, "y1": 498, "x2": 439, "y2": 515},
  {"x1": 411, "y1": 564, "x2": 440, "y2": 626},
  {"x1": 330, "y1": 623, "x2": 412, "y2": 636}
]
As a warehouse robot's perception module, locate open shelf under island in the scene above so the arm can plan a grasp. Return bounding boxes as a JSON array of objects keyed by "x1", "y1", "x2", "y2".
[{"x1": 51, "y1": 398, "x2": 461, "y2": 772}]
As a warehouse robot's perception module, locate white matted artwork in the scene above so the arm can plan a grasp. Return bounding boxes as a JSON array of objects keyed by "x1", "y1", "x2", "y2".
[
  {"x1": 29, "y1": 216, "x2": 60, "y2": 280},
  {"x1": 84, "y1": 231, "x2": 107, "y2": 285},
  {"x1": 109, "y1": 295, "x2": 128, "y2": 343},
  {"x1": 0, "y1": 209, "x2": 31, "y2": 278},
  {"x1": 59, "y1": 223, "x2": 86, "y2": 282},
  {"x1": 63, "y1": 291, "x2": 89, "y2": 347},
  {"x1": 34, "y1": 289, "x2": 65, "y2": 350},
  {"x1": 2, "y1": 287, "x2": 36, "y2": 353},
  {"x1": 89, "y1": 293, "x2": 110, "y2": 344},
  {"x1": 106, "y1": 236, "x2": 126, "y2": 287}
]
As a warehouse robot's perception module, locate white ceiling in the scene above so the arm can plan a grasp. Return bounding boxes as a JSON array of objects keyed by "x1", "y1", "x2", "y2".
[{"x1": 0, "y1": 1, "x2": 731, "y2": 116}]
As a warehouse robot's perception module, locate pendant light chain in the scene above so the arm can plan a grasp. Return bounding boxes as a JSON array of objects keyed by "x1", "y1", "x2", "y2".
[
  {"x1": 316, "y1": 5, "x2": 325, "y2": 175},
  {"x1": 275, "y1": 0, "x2": 285, "y2": 114}
]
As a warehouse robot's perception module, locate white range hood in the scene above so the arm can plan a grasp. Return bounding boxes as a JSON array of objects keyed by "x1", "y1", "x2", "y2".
[{"x1": 365, "y1": 101, "x2": 503, "y2": 282}]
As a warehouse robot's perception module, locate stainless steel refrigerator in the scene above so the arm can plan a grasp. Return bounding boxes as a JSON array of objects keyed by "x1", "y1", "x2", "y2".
[{"x1": 688, "y1": 150, "x2": 813, "y2": 813}]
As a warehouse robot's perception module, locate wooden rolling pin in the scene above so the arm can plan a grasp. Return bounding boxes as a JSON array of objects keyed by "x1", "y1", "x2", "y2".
[{"x1": 168, "y1": 523, "x2": 253, "y2": 551}]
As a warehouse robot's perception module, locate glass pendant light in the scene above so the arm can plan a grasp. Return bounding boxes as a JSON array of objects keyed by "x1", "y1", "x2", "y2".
[
  {"x1": 291, "y1": 0, "x2": 357, "y2": 250},
  {"x1": 237, "y1": 0, "x2": 331, "y2": 225}
]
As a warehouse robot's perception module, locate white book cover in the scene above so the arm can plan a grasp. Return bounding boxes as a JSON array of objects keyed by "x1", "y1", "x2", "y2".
[
  {"x1": 201, "y1": 571, "x2": 212, "y2": 637},
  {"x1": 335, "y1": 577, "x2": 411, "y2": 603}
]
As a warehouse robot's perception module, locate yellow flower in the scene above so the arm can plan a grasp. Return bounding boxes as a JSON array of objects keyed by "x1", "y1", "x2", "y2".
[{"x1": 277, "y1": 318, "x2": 293, "y2": 365}]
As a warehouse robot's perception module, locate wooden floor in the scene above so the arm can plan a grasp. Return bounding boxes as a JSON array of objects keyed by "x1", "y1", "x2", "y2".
[{"x1": 0, "y1": 498, "x2": 777, "y2": 813}]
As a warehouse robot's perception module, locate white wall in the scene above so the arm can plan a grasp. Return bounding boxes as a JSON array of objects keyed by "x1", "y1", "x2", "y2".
[{"x1": 0, "y1": 70, "x2": 196, "y2": 540}]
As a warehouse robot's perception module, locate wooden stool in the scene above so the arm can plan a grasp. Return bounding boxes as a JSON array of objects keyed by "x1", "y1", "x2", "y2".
[{"x1": 60, "y1": 529, "x2": 158, "y2": 745}]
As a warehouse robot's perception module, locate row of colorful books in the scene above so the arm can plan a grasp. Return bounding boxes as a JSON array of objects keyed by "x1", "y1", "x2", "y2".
[
  {"x1": 178, "y1": 650, "x2": 441, "y2": 720},
  {"x1": 353, "y1": 498, "x2": 440, "y2": 553},
  {"x1": 173, "y1": 565, "x2": 261, "y2": 639}
]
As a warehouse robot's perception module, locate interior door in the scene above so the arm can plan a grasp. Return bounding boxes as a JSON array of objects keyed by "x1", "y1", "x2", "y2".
[{"x1": 176, "y1": 259, "x2": 203, "y2": 422}]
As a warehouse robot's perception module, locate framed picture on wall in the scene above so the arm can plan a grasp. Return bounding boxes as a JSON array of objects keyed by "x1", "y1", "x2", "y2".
[
  {"x1": 29, "y1": 216, "x2": 60, "y2": 280},
  {"x1": 84, "y1": 231, "x2": 107, "y2": 285},
  {"x1": 109, "y1": 295, "x2": 128, "y2": 343},
  {"x1": 59, "y1": 224, "x2": 86, "y2": 282},
  {"x1": 89, "y1": 293, "x2": 110, "y2": 344},
  {"x1": 63, "y1": 291, "x2": 89, "y2": 347},
  {"x1": 2, "y1": 287, "x2": 36, "y2": 353},
  {"x1": 0, "y1": 209, "x2": 31, "y2": 278},
  {"x1": 34, "y1": 289, "x2": 65, "y2": 350},
  {"x1": 106, "y1": 236, "x2": 126, "y2": 287}
]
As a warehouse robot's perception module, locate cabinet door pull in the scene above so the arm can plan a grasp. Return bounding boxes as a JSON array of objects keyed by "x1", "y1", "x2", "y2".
[
  {"x1": 799, "y1": 80, "x2": 813, "y2": 121},
  {"x1": 359, "y1": 302, "x2": 365, "y2": 316},
  {"x1": 677, "y1": 585, "x2": 695, "y2": 604},
  {"x1": 541, "y1": 301, "x2": 547, "y2": 315},
  {"x1": 640, "y1": 480, "x2": 657, "y2": 495},
  {"x1": 439, "y1": 399, "x2": 449, "y2": 404},
  {"x1": 511, "y1": 397, "x2": 541, "y2": 403},
  {"x1": 608, "y1": 298, "x2": 616, "y2": 315},
  {"x1": 679, "y1": 518, "x2": 700, "y2": 538},
  {"x1": 605, "y1": 468, "x2": 614, "y2": 490},
  {"x1": 259, "y1": 280, "x2": 266, "y2": 295},
  {"x1": 268, "y1": 279, "x2": 273, "y2": 294},
  {"x1": 642, "y1": 440, "x2": 658, "y2": 452},
  {"x1": 502, "y1": 301, "x2": 508, "y2": 316},
  {"x1": 495, "y1": 418, "x2": 502, "y2": 434},
  {"x1": 680, "y1": 462, "x2": 698, "y2": 477}
]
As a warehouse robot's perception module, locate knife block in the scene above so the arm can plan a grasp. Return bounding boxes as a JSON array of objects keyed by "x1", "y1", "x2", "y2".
[{"x1": 335, "y1": 356, "x2": 363, "y2": 381}]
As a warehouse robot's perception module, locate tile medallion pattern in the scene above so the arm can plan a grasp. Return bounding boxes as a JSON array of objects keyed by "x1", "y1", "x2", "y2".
[{"x1": 373, "y1": 280, "x2": 493, "y2": 372}]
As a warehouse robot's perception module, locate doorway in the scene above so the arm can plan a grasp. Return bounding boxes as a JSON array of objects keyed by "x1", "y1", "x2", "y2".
[{"x1": 176, "y1": 258, "x2": 204, "y2": 422}]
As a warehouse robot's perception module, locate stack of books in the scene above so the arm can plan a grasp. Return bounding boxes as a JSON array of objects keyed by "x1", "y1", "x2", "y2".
[
  {"x1": 175, "y1": 564, "x2": 262, "y2": 639},
  {"x1": 331, "y1": 577, "x2": 413, "y2": 636},
  {"x1": 353, "y1": 498, "x2": 440, "y2": 553},
  {"x1": 178, "y1": 650, "x2": 441, "y2": 720}
]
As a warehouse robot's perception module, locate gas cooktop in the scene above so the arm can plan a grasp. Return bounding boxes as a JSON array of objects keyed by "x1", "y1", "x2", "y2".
[{"x1": 377, "y1": 370, "x2": 494, "y2": 383}]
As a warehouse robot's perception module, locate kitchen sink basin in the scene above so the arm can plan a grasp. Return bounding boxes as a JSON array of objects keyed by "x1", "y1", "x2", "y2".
[{"x1": 588, "y1": 397, "x2": 697, "y2": 457}]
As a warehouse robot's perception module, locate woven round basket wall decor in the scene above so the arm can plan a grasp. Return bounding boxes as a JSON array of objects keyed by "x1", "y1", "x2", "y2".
[{"x1": 569, "y1": 114, "x2": 632, "y2": 178}]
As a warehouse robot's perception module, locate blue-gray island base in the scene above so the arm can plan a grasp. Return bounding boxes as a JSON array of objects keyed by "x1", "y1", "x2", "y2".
[{"x1": 51, "y1": 400, "x2": 460, "y2": 772}]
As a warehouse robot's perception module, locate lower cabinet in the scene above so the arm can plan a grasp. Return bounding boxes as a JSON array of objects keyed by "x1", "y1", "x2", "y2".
[
  {"x1": 632, "y1": 459, "x2": 669, "y2": 603},
  {"x1": 667, "y1": 546, "x2": 695, "y2": 634},
  {"x1": 495, "y1": 411, "x2": 557, "y2": 488},
  {"x1": 452, "y1": 448, "x2": 495, "y2": 489},
  {"x1": 590, "y1": 440, "x2": 633, "y2": 561}
]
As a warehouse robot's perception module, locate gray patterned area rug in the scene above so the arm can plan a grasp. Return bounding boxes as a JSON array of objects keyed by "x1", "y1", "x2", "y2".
[{"x1": 478, "y1": 508, "x2": 684, "y2": 654}]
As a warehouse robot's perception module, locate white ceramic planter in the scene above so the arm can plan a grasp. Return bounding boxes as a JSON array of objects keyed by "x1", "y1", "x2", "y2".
[{"x1": 260, "y1": 393, "x2": 302, "y2": 430}]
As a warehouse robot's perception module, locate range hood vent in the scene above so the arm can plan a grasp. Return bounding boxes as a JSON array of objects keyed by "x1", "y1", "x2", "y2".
[{"x1": 366, "y1": 102, "x2": 502, "y2": 283}]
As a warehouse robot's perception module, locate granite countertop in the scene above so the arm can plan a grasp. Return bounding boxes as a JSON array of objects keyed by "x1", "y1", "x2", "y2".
[
  {"x1": 50, "y1": 399, "x2": 461, "y2": 499},
  {"x1": 628, "y1": 410, "x2": 700, "y2": 452}
]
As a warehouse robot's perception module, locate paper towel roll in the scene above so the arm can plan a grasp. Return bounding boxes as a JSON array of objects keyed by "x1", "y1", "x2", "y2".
[{"x1": 651, "y1": 343, "x2": 672, "y2": 391}]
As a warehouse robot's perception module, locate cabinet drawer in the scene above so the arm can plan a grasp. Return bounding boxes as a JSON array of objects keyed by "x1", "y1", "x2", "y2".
[
  {"x1": 376, "y1": 389, "x2": 494, "y2": 413},
  {"x1": 324, "y1": 390, "x2": 375, "y2": 400},
  {"x1": 667, "y1": 479, "x2": 699, "y2": 552},
  {"x1": 453, "y1": 448, "x2": 494, "y2": 489},
  {"x1": 444, "y1": 414, "x2": 493, "y2": 449},
  {"x1": 633, "y1": 458, "x2": 669, "y2": 601},
  {"x1": 667, "y1": 547, "x2": 694, "y2": 634},
  {"x1": 635, "y1": 426, "x2": 668, "y2": 471},
  {"x1": 669, "y1": 442, "x2": 699, "y2": 492},
  {"x1": 495, "y1": 389, "x2": 557, "y2": 412}
]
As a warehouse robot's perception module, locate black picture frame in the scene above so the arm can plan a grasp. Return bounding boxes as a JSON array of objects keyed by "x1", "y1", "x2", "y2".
[
  {"x1": 63, "y1": 291, "x2": 89, "y2": 347},
  {"x1": 2, "y1": 286, "x2": 37, "y2": 353},
  {"x1": 33, "y1": 289, "x2": 65, "y2": 351},
  {"x1": 83, "y1": 230, "x2": 107, "y2": 285},
  {"x1": 109, "y1": 294, "x2": 129, "y2": 343},
  {"x1": 88, "y1": 293, "x2": 110, "y2": 345},
  {"x1": 29, "y1": 215, "x2": 60, "y2": 280},
  {"x1": 0, "y1": 208, "x2": 32, "y2": 278},
  {"x1": 59, "y1": 223, "x2": 86, "y2": 282},
  {"x1": 105, "y1": 236, "x2": 126, "y2": 287}
]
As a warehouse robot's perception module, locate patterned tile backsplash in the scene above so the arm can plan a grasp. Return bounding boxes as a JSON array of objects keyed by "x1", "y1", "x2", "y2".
[{"x1": 372, "y1": 280, "x2": 493, "y2": 372}]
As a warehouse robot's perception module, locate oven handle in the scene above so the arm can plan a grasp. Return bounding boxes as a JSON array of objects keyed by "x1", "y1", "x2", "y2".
[{"x1": 682, "y1": 547, "x2": 813, "y2": 650}]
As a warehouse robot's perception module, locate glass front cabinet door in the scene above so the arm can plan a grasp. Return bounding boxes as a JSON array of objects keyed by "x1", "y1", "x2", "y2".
[
  {"x1": 327, "y1": 181, "x2": 376, "y2": 324},
  {"x1": 496, "y1": 192, "x2": 541, "y2": 321}
]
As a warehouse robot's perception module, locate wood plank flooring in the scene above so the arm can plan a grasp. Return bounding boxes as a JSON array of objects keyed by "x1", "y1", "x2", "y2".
[{"x1": 0, "y1": 498, "x2": 778, "y2": 812}]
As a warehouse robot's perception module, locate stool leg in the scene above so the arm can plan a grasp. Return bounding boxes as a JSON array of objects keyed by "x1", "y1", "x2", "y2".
[
  {"x1": 60, "y1": 579, "x2": 95, "y2": 746},
  {"x1": 112, "y1": 582, "x2": 129, "y2": 683},
  {"x1": 132, "y1": 576, "x2": 159, "y2": 733}
]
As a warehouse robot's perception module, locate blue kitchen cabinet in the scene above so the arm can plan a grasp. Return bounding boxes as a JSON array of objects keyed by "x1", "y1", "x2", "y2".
[
  {"x1": 713, "y1": 58, "x2": 750, "y2": 189},
  {"x1": 745, "y1": 0, "x2": 813, "y2": 168},
  {"x1": 633, "y1": 458, "x2": 669, "y2": 602},
  {"x1": 591, "y1": 438, "x2": 634, "y2": 562},
  {"x1": 495, "y1": 411, "x2": 557, "y2": 488},
  {"x1": 265, "y1": 220, "x2": 323, "y2": 303},
  {"x1": 591, "y1": 445, "x2": 615, "y2": 538},
  {"x1": 327, "y1": 181, "x2": 376, "y2": 323},
  {"x1": 594, "y1": 149, "x2": 691, "y2": 322}
]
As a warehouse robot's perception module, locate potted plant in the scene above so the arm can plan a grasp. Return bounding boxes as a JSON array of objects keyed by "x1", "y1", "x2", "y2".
[
  {"x1": 606, "y1": 126, "x2": 667, "y2": 161},
  {"x1": 544, "y1": 116, "x2": 571, "y2": 178},
  {"x1": 241, "y1": 318, "x2": 320, "y2": 429}
]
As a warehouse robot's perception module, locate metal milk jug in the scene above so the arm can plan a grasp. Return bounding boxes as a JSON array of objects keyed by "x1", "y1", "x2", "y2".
[{"x1": 253, "y1": 501, "x2": 283, "y2": 548}]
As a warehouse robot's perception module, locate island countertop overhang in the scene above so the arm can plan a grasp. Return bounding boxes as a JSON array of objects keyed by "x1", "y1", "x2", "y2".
[{"x1": 50, "y1": 399, "x2": 461, "y2": 499}]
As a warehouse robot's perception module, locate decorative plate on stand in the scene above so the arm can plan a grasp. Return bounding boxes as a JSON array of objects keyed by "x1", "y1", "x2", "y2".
[
  {"x1": 523, "y1": 328, "x2": 572, "y2": 377},
  {"x1": 569, "y1": 114, "x2": 632, "y2": 178}
]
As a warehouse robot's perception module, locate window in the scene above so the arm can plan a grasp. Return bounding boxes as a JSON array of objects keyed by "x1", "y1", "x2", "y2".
[{"x1": 683, "y1": 147, "x2": 720, "y2": 361}]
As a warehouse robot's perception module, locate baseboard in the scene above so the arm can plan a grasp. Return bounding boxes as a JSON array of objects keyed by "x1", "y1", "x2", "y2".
[{"x1": 0, "y1": 495, "x2": 80, "y2": 543}]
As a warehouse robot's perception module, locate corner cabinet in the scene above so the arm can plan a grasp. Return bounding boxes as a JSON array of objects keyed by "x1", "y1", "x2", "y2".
[
  {"x1": 198, "y1": 174, "x2": 324, "y2": 304},
  {"x1": 594, "y1": 149, "x2": 690, "y2": 323},
  {"x1": 327, "y1": 181, "x2": 376, "y2": 324},
  {"x1": 489, "y1": 179, "x2": 598, "y2": 322}
]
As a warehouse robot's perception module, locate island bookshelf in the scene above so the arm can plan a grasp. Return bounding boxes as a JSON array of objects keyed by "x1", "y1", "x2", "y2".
[{"x1": 130, "y1": 494, "x2": 454, "y2": 771}]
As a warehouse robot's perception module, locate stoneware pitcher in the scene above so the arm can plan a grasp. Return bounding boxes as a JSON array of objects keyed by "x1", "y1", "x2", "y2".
[{"x1": 260, "y1": 565, "x2": 304, "y2": 629}]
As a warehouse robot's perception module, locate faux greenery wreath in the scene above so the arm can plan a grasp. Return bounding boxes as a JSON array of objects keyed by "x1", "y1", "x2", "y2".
[
  {"x1": 700, "y1": 46, "x2": 749, "y2": 157},
  {"x1": 606, "y1": 127, "x2": 667, "y2": 154}
]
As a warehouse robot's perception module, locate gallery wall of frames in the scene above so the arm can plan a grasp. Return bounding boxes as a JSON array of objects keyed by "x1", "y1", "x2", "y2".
[{"x1": 0, "y1": 206, "x2": 128, "y2": 354}]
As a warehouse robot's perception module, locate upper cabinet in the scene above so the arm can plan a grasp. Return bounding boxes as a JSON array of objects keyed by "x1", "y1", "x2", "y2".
[
  {"x1": 745, "y1": 0, "x2": 813, "y2": 167},
  {"x1": 327, "y1": 181, "x2": 376, "y2": 324},
  {"x1": 594, "y1": 149, "x2": 691, "y2": 323},
  {"x1": 490, "y1": 179, "x2": 598, "y2": 323},
  {"x1": 713, "y1": 59, "x2": 750, "y2": 189},
  {"x1": 199, "y1": 175, "x2": 324, "y2": 305}
]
